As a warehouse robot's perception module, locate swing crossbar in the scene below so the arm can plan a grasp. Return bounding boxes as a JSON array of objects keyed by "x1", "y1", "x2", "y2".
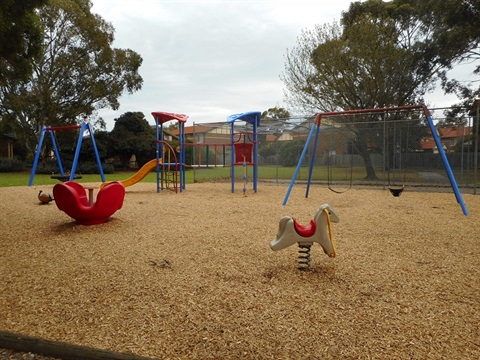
[
  {"x1": 45, "y1": 125, "x2": 81, "y2": 131},
  {"x1": 315, "y1": 105, "x2": 425, "y2": 122}
]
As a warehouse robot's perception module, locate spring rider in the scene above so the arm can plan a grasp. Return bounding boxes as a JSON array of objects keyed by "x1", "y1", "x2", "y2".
[{"x1": 270, "y1": 204, "x2": 340, "y2": 270}]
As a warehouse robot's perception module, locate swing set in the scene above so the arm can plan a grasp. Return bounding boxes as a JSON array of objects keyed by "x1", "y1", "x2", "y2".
[
  {"x1": 28, "y1": 122, "x2": 105, "y2": 186},
  {"x1": 283, "y1": 105, "x2": 469, "y2": 216}
]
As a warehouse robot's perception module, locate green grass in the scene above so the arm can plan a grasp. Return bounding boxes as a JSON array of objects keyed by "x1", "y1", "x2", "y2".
[{"x1": 0, "y1": 165, "x2": 467, "y2": 187}]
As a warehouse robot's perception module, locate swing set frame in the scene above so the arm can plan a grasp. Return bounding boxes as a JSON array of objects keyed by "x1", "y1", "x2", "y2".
[
  {"x1": 283, "y1": 105, "x2": 469, "y2": 216},
  {"x1": 28, "y1": 122, "x2": 105, "y2": 186}
]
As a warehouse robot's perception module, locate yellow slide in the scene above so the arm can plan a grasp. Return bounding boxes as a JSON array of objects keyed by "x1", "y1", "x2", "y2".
[{"x1": 101, "y1": 158, "x2": 162, "y2": 189}]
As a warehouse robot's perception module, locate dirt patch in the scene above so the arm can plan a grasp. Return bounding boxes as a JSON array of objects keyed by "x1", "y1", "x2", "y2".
[{"x1": 0, "y1": 182, "x2": 479, "y2": 359}]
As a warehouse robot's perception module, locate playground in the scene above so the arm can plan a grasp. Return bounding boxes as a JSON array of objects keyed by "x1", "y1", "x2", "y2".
[{"x1": 1, "y1": 181, "x2": 479, "y2": 359}]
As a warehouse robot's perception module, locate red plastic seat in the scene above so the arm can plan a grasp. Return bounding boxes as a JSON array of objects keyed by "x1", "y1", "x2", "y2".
[
  {"x1": 63, "y1": 181, "x2": 89, "y2": 206},
  {"x1": 53, "y1": 181, "x2": 125, "y2": 225},
  {"x1": 293, "y1": 218, "x2": 317, "y2": 238}
]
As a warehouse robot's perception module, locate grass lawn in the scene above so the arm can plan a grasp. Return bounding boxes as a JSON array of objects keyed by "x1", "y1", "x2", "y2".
[{"x1": 1, "y1": 164, "x2": 455, "y2": 188}]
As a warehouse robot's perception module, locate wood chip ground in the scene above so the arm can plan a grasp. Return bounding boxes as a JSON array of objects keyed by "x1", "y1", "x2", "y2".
[{"x1": 0, "y1": 182, "x2": 479, "y2": 359}]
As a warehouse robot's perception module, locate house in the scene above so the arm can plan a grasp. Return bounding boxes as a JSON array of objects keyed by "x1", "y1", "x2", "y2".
[
  {"x1": 180, "y1": 123, "x2": 231, "y2": 144},
  {"x1": 421, "y1": 126, "x2": 472, "y2": 153},
  {"x1": 0, "y1": 133, "x2": 16, "y2": 159},
  {"x1": 260, "y1": 118, "x2": 355, "y2": 156}
]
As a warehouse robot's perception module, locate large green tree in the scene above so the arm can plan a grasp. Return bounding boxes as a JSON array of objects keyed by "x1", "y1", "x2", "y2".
[
  {"x1": 0, "y1": 0, "x2": 143, "y2": 158},
  {"x1": 0, "y1": 0, "x2": 47, "y2": 81},
  {"x1": 343, "y1": 0, "x2": 480, "y2": 112},
  {"x1": 283, "y1": 14, "x2": 434, "y2": 179},
  {"x1": 109, "y1": 112, "x2": 156, "y2": 168}
]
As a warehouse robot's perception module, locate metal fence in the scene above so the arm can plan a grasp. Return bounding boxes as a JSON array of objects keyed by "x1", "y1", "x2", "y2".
[{"x1": 189, "y1": 117, "x2": 479, "y2": 194}]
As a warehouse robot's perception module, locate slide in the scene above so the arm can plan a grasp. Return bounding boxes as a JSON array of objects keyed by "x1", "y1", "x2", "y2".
[{"x1": 101, "y1": 158, "x2": 162, "y2": 189}]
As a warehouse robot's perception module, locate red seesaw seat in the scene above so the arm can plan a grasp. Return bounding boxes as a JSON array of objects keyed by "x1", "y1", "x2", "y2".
[{"x1": 53, "y1": 181, "x2": 125, "y2": 225}]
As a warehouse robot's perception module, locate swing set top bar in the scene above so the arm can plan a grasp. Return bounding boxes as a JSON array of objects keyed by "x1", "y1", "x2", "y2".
[
  {"x1": 314, "y1": 105, "x2": 428, "y2": 124},
  {"x1": 45, "y1": 125, "x2": 82, "y2": 131}
]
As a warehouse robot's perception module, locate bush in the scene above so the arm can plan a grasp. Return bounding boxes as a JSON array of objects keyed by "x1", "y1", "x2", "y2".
[
  {"x1": 36, "y1": 159, "x2": 114, "y2": 174},
  {"x1": 77, "y1": 162, "x2": 114, "y2": 174},
  {"x1": 36, "y1": 159, "x2": 67, "y2": 174},
  {"x1": 0, "y1": 157, "x2": 25, "y2": 172},
  {"x1": 278, "y1": 140, "x2": 305, "y2": 167}
]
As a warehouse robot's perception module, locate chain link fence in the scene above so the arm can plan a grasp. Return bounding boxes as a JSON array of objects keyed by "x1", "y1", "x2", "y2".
[{"x1": 188, "y1": 116, "x2": 479, "y2": 194}]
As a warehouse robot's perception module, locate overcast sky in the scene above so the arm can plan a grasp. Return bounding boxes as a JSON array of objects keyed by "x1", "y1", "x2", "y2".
[{"x1": 90, "y1": 0, "x2": 470, "y2": 130}]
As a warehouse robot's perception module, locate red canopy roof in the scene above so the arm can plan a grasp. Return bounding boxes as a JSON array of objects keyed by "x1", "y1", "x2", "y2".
[{"x1": 151, "y1": 111, "x2": 188, "y2": 124}]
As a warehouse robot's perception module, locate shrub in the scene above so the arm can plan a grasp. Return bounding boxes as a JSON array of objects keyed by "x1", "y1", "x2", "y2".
[
  {"x1": 35, "y1": 159, "x2": 114, "y2": 174},
  {"x1": 36, "y1": 159, "x2": 67, "y2": 174},
  {"x1": 0, "y1": 157, "x2": 25, "y2": 172},
  {"x1": 77, "y1": 162, "x2": 114, "y2": 174}
]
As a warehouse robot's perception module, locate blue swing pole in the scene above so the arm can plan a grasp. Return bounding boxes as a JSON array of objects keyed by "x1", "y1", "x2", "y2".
[
  {"x1": 86, "y1": 123, "x2": 106, "y2": 182},
  {"x1": 230, "y1": 121, "x2": 235, "y2": 193},
  {"x1": 50, "y1": 130, "x2": 65, "y2": 177},
  {"x1": 283, "y1": 122, "x2": 318, "y2": 206},
  {"x1": 305, "y1": 116, "x2": 323, "y2": 199},
  {"x1": 423, "y1": 107, "x2": 469, "y2": 216},
  {"x1": 253, "y1": 113, "x2": 259, "y2": 192},
  {"x1": 179, "y1": 121, "x2": 186, "y2": 191},
  {"x1": 28, "y1": 126, "x2": 47, "y2": 186},
  {"x1": 69, "y1": 123, "x2": 85, "y2": 181}
]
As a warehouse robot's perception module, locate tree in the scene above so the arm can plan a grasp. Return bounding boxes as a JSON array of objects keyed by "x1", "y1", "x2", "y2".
[
  {"x1": 343, "y1": 0, "x2": 480, "y2": 116},
  {"x1": 261, "y1": 107, "x2": 290, "y2": 121},
  {"x1": 429, "y1": 0, "x2": 480, "y2": 118},
  {"x1": 282, "y1": 14, "x2": 433, "y2": 179},
  {"x1": 0, "y1": 0, "x2": 47, "y2": 81},
  {"x1": 109, "y1": 112, "x2": 156, "y2": 168},
  {"x1": 0, "y1": 0, "x2": 143, "y2": 158},
  {"x1": 78, "y1": 129, "x2": 110, "y2": 164},
  {"x1": 278, "y1": 139, "x2": 306, "y2": 167},
  {"x1": 257, "y1": 106, "x2": 291, "y2": 146}
]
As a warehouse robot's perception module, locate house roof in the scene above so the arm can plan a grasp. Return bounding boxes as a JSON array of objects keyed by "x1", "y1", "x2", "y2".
[
  {"x1": 266, "y1": 134, "x2": 278, "y2": 142},
  {"x1": 421, "y1": 138, "x2": 437, "y2": 150},
  {"x1": 172, "y1": 125, "x2": 216, "y2": 136},
  {"x1": 438, "y1": 126, "x2": 471, "y2": 138}
]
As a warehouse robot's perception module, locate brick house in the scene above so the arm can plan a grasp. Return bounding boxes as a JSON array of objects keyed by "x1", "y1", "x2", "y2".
[
  {"x1": 421, "y1": 126, "x2": 473, "y2": 153},
  {"x1": 181, "y1": 123, "x2": 231, "y2": 144}
]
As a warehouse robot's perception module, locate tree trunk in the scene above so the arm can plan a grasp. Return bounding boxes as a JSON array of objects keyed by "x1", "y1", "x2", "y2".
[
  {"x1": 355, "y1": 133, "x2": 378, "y2": 180},
  {"x1": 360, "y1": 150, "x2": 378, "y2": 180}
]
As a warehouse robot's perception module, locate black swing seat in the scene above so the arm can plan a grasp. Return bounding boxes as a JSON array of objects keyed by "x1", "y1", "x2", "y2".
[
  {"x1": 51, "y1": 175, "x2": 83, "y2": 182},
  {"x1": 389, "y1": 185, "x2": 404, "y2": 197}
]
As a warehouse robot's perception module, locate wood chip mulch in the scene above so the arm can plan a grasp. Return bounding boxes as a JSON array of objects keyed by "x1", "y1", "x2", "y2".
[{"x1": 0, "y1": 182, "x2": 479, "y2": 359}]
